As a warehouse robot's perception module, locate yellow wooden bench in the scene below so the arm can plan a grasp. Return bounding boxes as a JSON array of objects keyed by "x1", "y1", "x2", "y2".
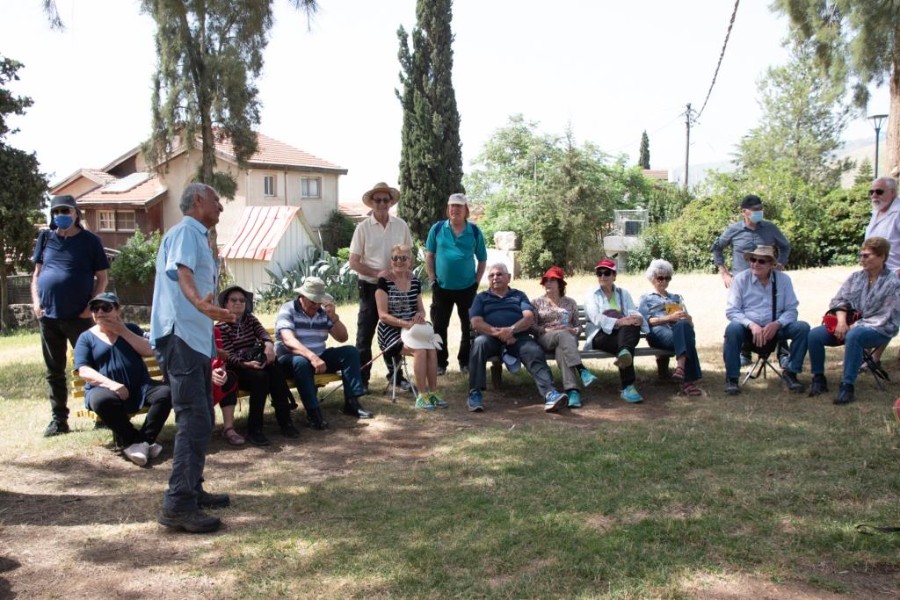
[{"x1": 73, "y1": 326, "x2": 342, "y2": 422}]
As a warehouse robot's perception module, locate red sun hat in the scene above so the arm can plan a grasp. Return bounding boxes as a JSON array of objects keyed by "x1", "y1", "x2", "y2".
[
  {"x1": 595, "y1": 258, "x2": 617, "y2": 273},
  {"x1": 539, "y1": 266, "x2": 567, "y2": 286}
]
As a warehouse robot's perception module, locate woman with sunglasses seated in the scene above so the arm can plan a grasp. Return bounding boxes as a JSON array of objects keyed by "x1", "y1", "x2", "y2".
[
  {"x1": 807, "y1": 236, "x2": 900, "y2": 405},
  {"x1": 74, "y1": 292, "x2": 172, "y2": 467},
  {"x1": 638, "y1": 259, "x2": 703, "y2": 396},
  {"x1": 584, "y1": 258, "x2": 648, "y2": 403},
  {"x1": 375, "y1": 243, "x2": 444, "y2": 410}
]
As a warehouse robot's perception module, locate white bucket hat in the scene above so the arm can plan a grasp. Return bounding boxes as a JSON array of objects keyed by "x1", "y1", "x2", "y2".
[{"x1": 400, "y1": 323, "x2": 443, "y2": 350}]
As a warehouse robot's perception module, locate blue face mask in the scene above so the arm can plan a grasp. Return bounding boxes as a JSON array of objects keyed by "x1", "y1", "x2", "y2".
[
  {"x1": 53, "y1": 214, "x2": 74, "y2": 230},
  {"x1": 749, "y1": 210, "x2": 764, "y2": 223}
]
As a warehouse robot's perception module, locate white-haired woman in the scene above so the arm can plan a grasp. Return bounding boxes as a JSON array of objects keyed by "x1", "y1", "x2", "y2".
[{"x1": 638, "y1": 259, "x2": 703, "y2": 395}]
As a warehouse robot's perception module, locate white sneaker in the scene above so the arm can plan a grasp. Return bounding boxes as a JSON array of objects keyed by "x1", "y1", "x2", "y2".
[
  {"x1": 123, "y1": 442, "x2": 150, "y2": 466},
  {"x1": 148, "y1": 443, "x2": 163, "y2": 459}
]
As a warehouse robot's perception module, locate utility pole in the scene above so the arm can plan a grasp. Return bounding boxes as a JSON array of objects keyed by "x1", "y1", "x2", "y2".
[{"x1": 683, "y1": 103, "x2": 694, "y2": 191}]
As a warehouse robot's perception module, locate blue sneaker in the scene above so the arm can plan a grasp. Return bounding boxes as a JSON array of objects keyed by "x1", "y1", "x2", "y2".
[
  {"x1": 579, "y1": 369, "x2": 598, "y2": 388},
  {"x1": 544, "y1": 390, "x2": 568, "y2": 413},
  {"x1": 567, "y1": 389, "x2": 582, "y2": 408},
  {"x1": 614, "y1": 349, "x2": 633, "y2": 369},
  {"x1": 620, "y1": 384, "x2": 643, "y2": 403},
  {"x1": 467, "y1": 389, "x2": 484, "y2": 412}
]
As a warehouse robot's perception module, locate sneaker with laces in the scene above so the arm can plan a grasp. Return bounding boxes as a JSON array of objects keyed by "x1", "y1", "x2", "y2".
[
  {"x1": 566, "y1": 389, "x2": 582, "y2": 408},
  {"x1": 158, "y1": 509, "x2": 221, "y2": 533},
  {"x1": 579, "y1": 369, "x2": 598, "y2": 388},
  {"x1": 415, "y1": 394, "x2": 435, "y2": 411},
  {"x1": 123, "y1": 442, "x2": 150, "y2": 466},
  {"x1": 467, "y1": 389, "x2": 484, "y2": 412},
  {"x1": 724, "y1": 378, "x2": 741, "y2": 396},
  {"x1": 614, "y1": 349, "x2": 633, "y2": 369},
  {"x1": 619, "y1": 384, "x2": 643, "y2": 403},
  {"x1": 544, "y1": 390, "x2": 569, "y2": 412},
  {"x1": 429, "y1": 392, "x2": 448, "y2": 408},
  {"x1": 148, "y1": 443, "x2": 164, "y2": 459}
]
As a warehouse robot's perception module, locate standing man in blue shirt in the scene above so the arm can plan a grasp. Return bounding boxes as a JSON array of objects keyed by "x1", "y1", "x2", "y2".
[
  {"x1": 151, "y1": 183, "x2": 236, "y2": 534},
  {"x1": 31, "y1": 194, "x2": 110, "y2": 437},
  {"x1": 425, "y1": 193, "x2": 487, "y2": 375},
  {"x1": 722, "y1": 245, "x2": 809, "y2": 396},
  {"x1": 712, "y1": 195, "x2": 791, "y2": 287}
]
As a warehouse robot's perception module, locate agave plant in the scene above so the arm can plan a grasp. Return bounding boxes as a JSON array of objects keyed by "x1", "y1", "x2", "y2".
[{"x1": 258, "y1": 246, "x2": 358, "y2": 308}]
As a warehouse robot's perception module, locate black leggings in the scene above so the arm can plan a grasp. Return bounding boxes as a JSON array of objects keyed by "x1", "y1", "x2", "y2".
[{"x1": 88, "y1": 381, "x2": 172, "y2": 447}]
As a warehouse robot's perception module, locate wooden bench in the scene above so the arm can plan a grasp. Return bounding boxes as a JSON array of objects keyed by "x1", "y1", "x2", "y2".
[
  {"x1": 483, "y1": 306, "x2": 674, "y2": 388},
  {"x1": 73, "y1": 327, "x2": 341, "y2": 422}
]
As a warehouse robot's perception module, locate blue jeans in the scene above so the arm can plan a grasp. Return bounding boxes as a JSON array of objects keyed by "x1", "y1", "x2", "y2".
[
  {"x1": 157, "y1": 334, "x2": 215, "y2": 514},
  {"x1": 647, "y1": 320, "x2": 702, "y2": 382},
  {"x1": 807, "y1": 324, "x2": 890, "y2": 386},
  {"x1": 279, "y1": 346, "x2": 366, "y2": 411},
  {"x1": 468, "y1": 333, "x2": 556, "y2": 398},
  {"x1": 723, "y1": 320, "x2": 810, "y2": 379}
]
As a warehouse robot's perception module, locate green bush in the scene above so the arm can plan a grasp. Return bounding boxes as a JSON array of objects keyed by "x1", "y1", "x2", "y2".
[
  {"x1": 109, "y1": 229, "x2": 161, "y2": 285},
  {"x1": 319, "y1": 210, "x2": 356, "y2": 254},
  {"x1": 256, "y1": 246, "x2": 357, "y2": 312}
]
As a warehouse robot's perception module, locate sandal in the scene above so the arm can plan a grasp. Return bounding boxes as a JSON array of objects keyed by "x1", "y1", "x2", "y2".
[
  {"x1": 681, "y1": 382, "x2": 702, "y2": 396},
  {"x1": 223, "y1": 427, "x2": 245, "y2": 446},
  {"x1": 672, "y1": 366, "x2": 685, "y2": 382}
]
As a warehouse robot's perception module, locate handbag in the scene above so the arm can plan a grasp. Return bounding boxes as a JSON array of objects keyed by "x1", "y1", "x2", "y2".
[{"x1": 822, "y1": 307, "x2": 862, "y2": 336}]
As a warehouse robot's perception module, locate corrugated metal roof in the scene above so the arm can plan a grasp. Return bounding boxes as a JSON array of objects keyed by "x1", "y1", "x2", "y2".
[{"x1": 221, "y1": 205, "x2": 302, "y2": 261}]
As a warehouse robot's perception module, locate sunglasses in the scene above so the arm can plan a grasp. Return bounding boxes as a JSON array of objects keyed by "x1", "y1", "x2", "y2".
[
  {"x1": 90, "y1": 303, "x2": 115, "y2": 313},
  {"x1": 747, "y1": 257, "x2": 773, "y2": 265},
  {"x1": 869, "y1": 189, "x2": 886, "y2": 196},
  {"x1": 858, "y1": 252, "x2": 875, "y2": 260},
  {"x1": 655, "y1": 276, "x2": 672, "y2": 281},
  {"x1": 391, "y1": 255, "x2": 409, "y2": 262},
  {"x1": 51, "y1": 207, "x2": 72, "y2": 215},
  {"x1": 372, "y1": 197, "x2": 392, "y2": 204},
  {"x1": 596, "y1": 269, "x2": 614, "y2": 277}
]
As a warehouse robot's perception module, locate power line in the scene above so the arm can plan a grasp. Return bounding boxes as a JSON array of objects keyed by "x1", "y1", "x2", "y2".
[{"x1": 696, "y1": 0, "x2": 740, "y2": 119}]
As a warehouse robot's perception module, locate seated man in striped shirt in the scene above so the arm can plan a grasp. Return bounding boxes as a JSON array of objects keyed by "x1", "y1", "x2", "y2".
[{"x1": 275, "y1": 277, "x2": 371, "y2": 429}]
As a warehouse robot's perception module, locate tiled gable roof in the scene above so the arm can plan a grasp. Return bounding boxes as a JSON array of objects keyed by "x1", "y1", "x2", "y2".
[{"x1": 214, "y1": 132, "x2": 347, "y2": 173}]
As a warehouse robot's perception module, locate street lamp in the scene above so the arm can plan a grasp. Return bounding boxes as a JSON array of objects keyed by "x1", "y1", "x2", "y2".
[{"x1": 869, "y1": 114, "x2": 888, "y2": 178}]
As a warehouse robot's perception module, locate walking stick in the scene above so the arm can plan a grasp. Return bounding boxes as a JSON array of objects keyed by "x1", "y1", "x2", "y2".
[{"x1": 317, "y1": 337, "x2": 405, "y2": 403}]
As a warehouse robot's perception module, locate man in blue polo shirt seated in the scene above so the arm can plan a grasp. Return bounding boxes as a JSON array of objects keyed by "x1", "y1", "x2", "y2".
[{"x1": 467, "y1": 263, "x2": 569, "y2": 413}]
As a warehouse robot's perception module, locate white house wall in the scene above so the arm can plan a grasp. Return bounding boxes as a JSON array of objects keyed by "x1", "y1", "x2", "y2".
[{"x1": 224, "y1": 218, "x2": 314, "y2": 295}]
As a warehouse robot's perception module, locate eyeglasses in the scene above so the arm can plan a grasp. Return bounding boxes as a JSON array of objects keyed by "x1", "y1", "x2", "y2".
[
  {"x1": 372, "y1": 197, "x2": 392, "y2": 204},
  {"x1": 488, "y1": 272, "x2": 507, "y2": 278},
  {"x1": 51, "y1": 208, "x2": 72, "y2": 215},
  {"x1": 90, "y1": 303, "x2": 114, "y2": 313},
  {"x1": 227, "y1": 296, "x2": 247, "y2": 303},
  {"x1": 869, "y1": 189, "x2": 886, "y2": 196},
  {"x1": 655, "y1": 276, "x2": 672, "y2": 281},
  {"x1": 391, "y1": 255, "x2": 409, "y2": 262},
  {"x1": 596, "y1": 270, "x2": 614, "y2": 277},
  {"x1": 747, "y1": 257, "x2": 773, "y2": 265},
  {"x1": 858, "y1": 252, "x2": 875, "y2": 259}
]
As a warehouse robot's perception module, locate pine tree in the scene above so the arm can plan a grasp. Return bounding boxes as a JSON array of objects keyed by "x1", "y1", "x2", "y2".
[
  {"x1": 638, "y1": 130, "x2": 650, "y2": 169},
  {"x1": 396, "y1": 0, "x2": 464, "y2": 241}
]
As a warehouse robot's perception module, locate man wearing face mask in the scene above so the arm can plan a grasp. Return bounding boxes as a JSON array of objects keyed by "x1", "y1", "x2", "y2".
[
  {"x1": 31, "y1": 195, "x2": 110, "y2": 437},
  {"x1": 864, "y1": 177, "x2": 900, "y2": 275},
  {"x1": 712, "y1": 195, "x2": 791, "y2": 289}
]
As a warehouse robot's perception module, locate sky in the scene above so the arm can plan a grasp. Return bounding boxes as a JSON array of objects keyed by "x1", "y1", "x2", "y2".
[{"x1": 0, "y1": 0, "x2": 892, "y2": 201}]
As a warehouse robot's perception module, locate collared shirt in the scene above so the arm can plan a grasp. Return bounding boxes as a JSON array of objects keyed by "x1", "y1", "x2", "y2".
[
  {"x1": 638, "y1": 291, "x2": 687, "y2": 327},
  {"x1": 583, "y1": 285, "x2": 647, "y2": 349},
  {"x1": 349, "y1": 214, "x2": 412, "y2": 284},
  {"x1": 829, "y1": 268, "x2": 900, "y2": 338},
  {"x1": 725, "y1": 269, "x2": 798, "y2": 328},
  {"x1": 864, "y1": 197, "x2": 900, "y2": 273},
  {"x1": 469, "y1": 287, "x2": 533, "y2": 328},
  {"x1": 150, "y1": 216, "x2": 217, "y2": 357},
  {"x1": 712, "y1": 219, "x2": 791, "y2": 272},
  {"x1": 425, "y1": 219, "x2": 487, "y2": 290},
  {"x1": 274, "y1": 298, "x2": 333, "y2": 357}
]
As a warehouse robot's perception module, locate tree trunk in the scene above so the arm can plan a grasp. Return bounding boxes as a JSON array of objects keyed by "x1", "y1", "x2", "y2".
[{"x1": 888, "y1": 62, "x2": 900, "y2": 178}]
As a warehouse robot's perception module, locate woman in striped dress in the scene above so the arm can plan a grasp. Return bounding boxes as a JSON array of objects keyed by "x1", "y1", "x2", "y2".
[{"x1": 375, "y1": 244, "x2": 443, "y2": 410}]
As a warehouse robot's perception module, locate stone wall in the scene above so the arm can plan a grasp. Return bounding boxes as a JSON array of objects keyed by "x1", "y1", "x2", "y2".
[{"x1": 5, "y1": 304, "x2": 153, "y2": 331}]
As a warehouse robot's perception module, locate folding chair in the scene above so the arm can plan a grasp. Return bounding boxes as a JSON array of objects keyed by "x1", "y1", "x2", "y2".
[
  {"x1": 741, "y1": 339, "x2": 782, "y2": 386},
  {"x1": 861, "y1": 348, "x2": 890, "y2": 391},
  {"x1": 390, "y1": 354, "x2": 418, "y2": 403}
]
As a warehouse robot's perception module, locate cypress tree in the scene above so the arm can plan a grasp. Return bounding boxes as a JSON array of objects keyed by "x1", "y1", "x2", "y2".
[
  {"x1": 396, "y1": 0, "x2": 464, "y2": 241},
  {"x1": 638, "y1": 130, "x2": 650, "y2": 169}
]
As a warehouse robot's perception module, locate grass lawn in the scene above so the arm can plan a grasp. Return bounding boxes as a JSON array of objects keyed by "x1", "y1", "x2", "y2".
[{"x1": 0, "y1": 267, "x2": 898, "y2": 599}]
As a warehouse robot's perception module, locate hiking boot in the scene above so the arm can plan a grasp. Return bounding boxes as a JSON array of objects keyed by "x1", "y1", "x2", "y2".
[
  {"x1": 197, "y1": 490, "x2": 230, "y2": 509},
  {"x1": 158, "y1": 509, "x2": 221, "y2": 533},
  {"x1": 781, "y1": 370, "x2": 804, "y2": 393},
  {"x1": 246, "y1": 429, "x2": 271, "y2": 446},
  {"x1": 579, "y1": 369, "x2": 598, "y2": 388},
  {"x1": 544, "y1": 390, "x2": 568, "y2": 413},
  {"x1": 429, "y1": 392, "x2": 448, "y2": 408},
  {"x1": 43, "y1": 419, "x2": 70, "y2": 437},
  {"x1": 834, "y1": 383, "x2": 855, "y2": 405},
  {"x1": 123, "y1": 442, "x2": 150, "y2": 466},
  {"x1": 467, "y1": 389, "x2": 484, "y2": 412},
  {"x1": 724, "y1": 378, "x2": 741, "y2": 396},
  {"x1": 620, "y1": 384, "x2": 643, "y2": 403},
  {"x1": 342, "y1": 397, "x2": 374, "y2": 419},
  {"x1": 566, "y1": 389, "x2": 582, "y2": 408},
  {"x1": 415, "y1": 394, "x2": 435, "y2": 411},
  {"x1": 808, "y1": 374, "x2": 828, "y2": 397},
  {"x1": 614, "y1": 349, "x2": 633, "y2": 369}
]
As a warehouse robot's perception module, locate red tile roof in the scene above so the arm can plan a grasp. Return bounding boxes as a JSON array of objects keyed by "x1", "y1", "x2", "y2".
[
  {"x1": 221, "y1": 205, "x2": 302, "y2": 261},
  {"x1": 214, "y1": 132, "x2": 347, "y2": 173}
]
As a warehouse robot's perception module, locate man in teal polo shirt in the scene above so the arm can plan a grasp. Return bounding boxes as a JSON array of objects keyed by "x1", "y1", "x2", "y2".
[
  {"x1": 151, "y1": 183, "x2": 236, "y2": 534},
  {"x1": 425, "y1": 193, "x2": 487, "y2": 375}
]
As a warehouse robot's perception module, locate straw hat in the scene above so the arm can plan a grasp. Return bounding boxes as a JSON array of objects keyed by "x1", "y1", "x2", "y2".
[
  {"x1": 362, "y1": 182, "x2": 400, "y2": 209},
  {"x1": 743, "y1": 244, "x2": 777, "y2": 262},
  {"x1": 400, "y1": 323, "x2": 443, "y2": 350}
]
